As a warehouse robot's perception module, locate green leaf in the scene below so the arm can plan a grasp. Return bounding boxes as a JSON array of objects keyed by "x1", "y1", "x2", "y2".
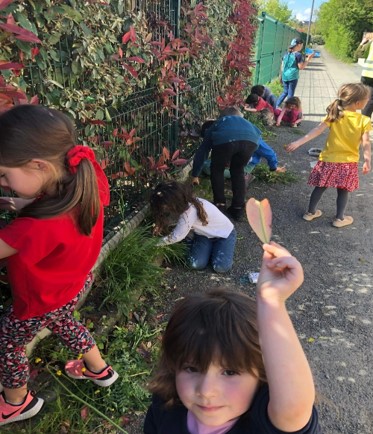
[
  {"x1": 46, "y1": 79, "x2": 64, "y2": 89},
  {"x1": 48, "y1": 32, "x2": 62, "y2": 45},
  {"x1": 80, "y1": 22, "x2": 92, "y2": 36},
  {"x1": 60, "y1": 5, "x2": 83, "y2": 23}
]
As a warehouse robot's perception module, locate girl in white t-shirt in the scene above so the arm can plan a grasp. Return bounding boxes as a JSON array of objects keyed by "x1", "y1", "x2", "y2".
[{"x1": 150, "y1": 181, "x2": 236, "y2": 273}]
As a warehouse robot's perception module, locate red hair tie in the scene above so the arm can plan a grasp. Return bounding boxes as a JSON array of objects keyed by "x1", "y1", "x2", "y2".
[{"x1": 67, "y1": 145, "x2": 96, "y2": 174}]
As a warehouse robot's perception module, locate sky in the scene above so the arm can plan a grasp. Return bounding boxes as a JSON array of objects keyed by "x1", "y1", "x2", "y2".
[{"x1": 286, "y1": 0, "x2": 326, "y2": 22}]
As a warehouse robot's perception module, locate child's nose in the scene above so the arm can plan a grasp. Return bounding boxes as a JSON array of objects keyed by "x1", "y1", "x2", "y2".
[{"x1": 196, "y1": 374, "x2": 217, "y2": 398}]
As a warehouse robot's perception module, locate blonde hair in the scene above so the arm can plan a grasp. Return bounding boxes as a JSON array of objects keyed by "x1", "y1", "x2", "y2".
[
  {"x1": 326, "y1": 83, "x2": 371, "y2": 122},
  {"x1": 219, "y1": 106, "x2": 243, "y2": 117}
]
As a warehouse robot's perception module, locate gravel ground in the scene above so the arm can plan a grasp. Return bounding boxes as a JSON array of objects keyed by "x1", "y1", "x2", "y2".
[{"x1": 124, "y1": 120, "x2": 373, "y2": 434}]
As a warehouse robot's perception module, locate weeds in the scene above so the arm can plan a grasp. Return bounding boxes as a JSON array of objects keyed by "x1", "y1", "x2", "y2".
[
  {"x1": 252, "y1": 164, "x2": 298, "y2": 184},
  {"x1": 266, "y1": 79, "x2": 283, "y2": 97},
  {"x1": 98, "y1": 225, "x2": 186, "y2": 318}
]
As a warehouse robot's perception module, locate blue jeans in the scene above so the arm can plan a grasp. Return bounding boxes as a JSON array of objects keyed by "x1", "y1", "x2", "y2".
[
  {"x1": 188, "y1": 228, "x2": 237, "y2": 273},
  {"x1": 276, "y1": 79, "x2": 298, "y2": 107}
]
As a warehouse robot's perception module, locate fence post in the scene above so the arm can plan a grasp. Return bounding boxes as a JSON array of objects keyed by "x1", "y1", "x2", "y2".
[{"x1": 171, "y1": 0, "x2": 181, "y2": 151}]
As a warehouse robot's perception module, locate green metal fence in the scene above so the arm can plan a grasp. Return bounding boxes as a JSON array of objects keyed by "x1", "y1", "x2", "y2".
[{"x1": 253, "y1": 12, "x2": 304, "y2": 85}]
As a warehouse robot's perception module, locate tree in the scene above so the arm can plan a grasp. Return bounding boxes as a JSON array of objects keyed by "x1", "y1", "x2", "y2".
[
  {"x1": 315, "y1": 0, "x2": 373, "y2": 60},
  {"x1": 257, "y1": 0, "x2": 292, "y2": 24}
]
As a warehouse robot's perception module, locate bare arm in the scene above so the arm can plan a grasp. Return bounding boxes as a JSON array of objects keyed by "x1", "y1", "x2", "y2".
[
  {"x1": 276, "y1": 108, "x2": 286, "y2": 126},
  {"x1": 298, "y1": 52, "x2": 315, "y2": 70},
  {"x1": 361, "y1": 131, "x2": 371, "y2": 174},
  {"x1": 294, "y1": 112, "x2": 304, "y2": 125},
  {"x1": 257, "y1": 242, "x2": 315, "y2": 431},
  {"x1": 0, "y1": 238, "x2": 17, "y2": 259},
  {"x1": 286, "y1": 122, "x2": 328, "y2": 152}
]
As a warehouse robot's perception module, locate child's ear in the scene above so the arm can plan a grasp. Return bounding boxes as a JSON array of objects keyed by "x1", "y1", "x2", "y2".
[{"x1": 28, "y1": 159, "x2": 51, "y2": 172}]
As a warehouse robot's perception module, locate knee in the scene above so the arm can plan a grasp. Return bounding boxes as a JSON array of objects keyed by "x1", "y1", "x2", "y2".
[
  {"x1": 212, "y1": 263, "x2": 232, "y2": 274},
  {"x1": 188, "y1": 257, "x2": 208, "y2": 271}
]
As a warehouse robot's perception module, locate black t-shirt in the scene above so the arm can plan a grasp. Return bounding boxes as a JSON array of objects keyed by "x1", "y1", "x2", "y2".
[{"x1": 144, "y1": 385, "x2": 321, "y2": 434}]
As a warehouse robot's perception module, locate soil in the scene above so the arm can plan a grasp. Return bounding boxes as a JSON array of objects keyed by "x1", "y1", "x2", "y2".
[{"x1": 123, "y1": 120, "x2": 373, "y2": 434}]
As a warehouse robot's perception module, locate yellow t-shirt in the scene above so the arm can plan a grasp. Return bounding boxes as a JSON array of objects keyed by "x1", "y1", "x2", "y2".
[{"x1": 319, "y1": 111, "x2": 372, "y2": 163}]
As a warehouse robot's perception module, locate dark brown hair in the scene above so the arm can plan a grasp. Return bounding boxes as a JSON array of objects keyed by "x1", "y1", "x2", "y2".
[
  {"x1": 150, "y1": 181, "x2": 208, "y2": 234},
  {"x1": 148, "y1": 289, "x2": 266, "y2": 407},
  {"x1": 245, "y1": 93, "x2": 260, "y2": 106},
  {"x1": 250, "y1": 85, "x2": 265, "y2": 97},
  {"x1": 200, "y1": 119, "x2": 216, "y2": 138},
  {"x1": 326, "y1": 83, "x2": 371, "y2": 122},
  {"x1": 0, "y1": 105, "x2": 100, "y2": 235}
]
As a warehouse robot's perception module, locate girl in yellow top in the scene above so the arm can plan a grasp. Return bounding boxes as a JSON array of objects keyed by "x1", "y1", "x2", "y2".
[{"x1": 287, "y1": 83, "x2": 371, "y2": 228}]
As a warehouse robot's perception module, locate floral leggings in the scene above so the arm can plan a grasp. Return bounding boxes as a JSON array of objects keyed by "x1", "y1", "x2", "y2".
[{"x1": 0, "y1": 275, "x2": 95, "y2": 389}]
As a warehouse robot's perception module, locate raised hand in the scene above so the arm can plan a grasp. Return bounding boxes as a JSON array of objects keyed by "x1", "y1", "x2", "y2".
[{"x1": 257, "y1": 242, "x2": 304, "y2": 304}]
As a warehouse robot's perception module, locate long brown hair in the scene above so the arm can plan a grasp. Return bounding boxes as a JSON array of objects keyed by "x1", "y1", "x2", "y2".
[
  {"x1": 326, "y1": 83, "x2": 371, "y2": 122},
  {"x1": 285, "y1": 96, "x2": 302, "y2": 111},
  {"x1": 0, "y1": 105, "x2": 100, "y2": 235},
  {"x1": 150, "y1": 181, "x2": 208, "y2": 234},
  {"x1": 148, "y1": 289, "x2": 267, "y2": 407}
]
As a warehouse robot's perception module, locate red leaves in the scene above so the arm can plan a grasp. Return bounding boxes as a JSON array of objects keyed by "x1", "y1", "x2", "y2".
[
  {"x1": 0, "y1": 0, "x2": 14, "y2": 11},
  {"x1": 147, "y1": 147, "x2": 187, "y2": 174},
  {"x1": 80, "y1": 406, "x2": 89, "y2": 421},
  {"x1": 0, "y1": 77, "x2": 38, "y2": 113},
  {"x1": 127, "y1": 56, "x2": 145, "y2": 63},
  {"x1": 122, "y1": 26, "x2": 136, "y2": 44},
  {"x1": 123, "y1": 161, "x2": 136, "y2": 176},
  {"x1": 0, "y1": 23, "x2": 41, "y2": 43},
  {"x1": 113, "y1": 127, "x2": 141, "y2": 147},
  {"x1": 0, "y1": 61, "x2": 24, "y2": 70},
  {"x1": 217, "y1": 0, "x2": 258, "y2": 107},
  {"x1": 121, "y1": 62, "x2": 138, "y2": 79}
]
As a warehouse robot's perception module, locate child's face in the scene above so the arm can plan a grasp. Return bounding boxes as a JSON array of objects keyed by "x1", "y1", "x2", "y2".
[
  {"x1": 287, "y1": 104, "x2": 297, "y2": 110},
  {"x1": 0, "y1": 162, "x2": 47, "y2": 199},
  {"x1": 176, "y1": 362, "x2": 259, "y2": 426}
]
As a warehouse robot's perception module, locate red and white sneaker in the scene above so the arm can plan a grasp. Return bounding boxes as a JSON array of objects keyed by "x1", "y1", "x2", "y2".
[
  {"x1": 0, "y1": 390, "x2": 44, "y2": 426},
  {"x1": 65, "y1": 359, "x2": 119, "y2": 387}
]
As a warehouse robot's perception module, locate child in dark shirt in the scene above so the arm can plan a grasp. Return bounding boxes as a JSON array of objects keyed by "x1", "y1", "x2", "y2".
[
  {"x1": 250, "y1": 84, "x2": 277, "y2": 108},
  {"x1": 144, "y1": 243, "x2": 321, "y2": 434},
  {"x1": 192, "y1": 107, "x2": 260, "y2": 221}
]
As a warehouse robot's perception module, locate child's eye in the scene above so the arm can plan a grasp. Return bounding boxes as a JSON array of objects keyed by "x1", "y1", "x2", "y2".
[
  {"x1": 183, "y1": 365, "x2": 199, "y2": 373},
  {"x1": 222, "y1": 369, "x2": 239, "y2": 376}
]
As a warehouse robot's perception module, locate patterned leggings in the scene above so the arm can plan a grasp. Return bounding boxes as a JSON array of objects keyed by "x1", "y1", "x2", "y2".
[{"x1": 0, "y1": 276, "x2": 95, "y2": 389}]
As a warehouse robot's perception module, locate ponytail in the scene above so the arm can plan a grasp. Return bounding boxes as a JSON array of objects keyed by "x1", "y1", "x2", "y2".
[
  {"x1": 190, "y1": 197, "x2": 208, "y2": 226},
  {"x1": 325, "y1": 99, "x2": 344, "y2": 122},
  {"x1": 0, "y1": 105, "x2": 103, "y2": 236},
  {"x1": 326, "y1": 83, "x2": 371, "y2": 122}
]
